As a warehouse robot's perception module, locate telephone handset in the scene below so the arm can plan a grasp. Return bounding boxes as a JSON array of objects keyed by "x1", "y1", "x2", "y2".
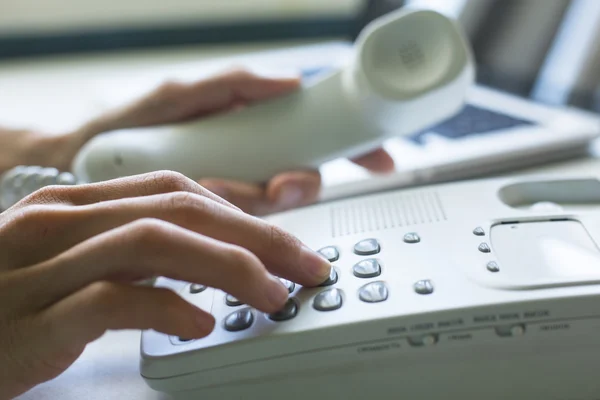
[{"x1": 69, "y1": 7, "x2": 474, "y2": 184}]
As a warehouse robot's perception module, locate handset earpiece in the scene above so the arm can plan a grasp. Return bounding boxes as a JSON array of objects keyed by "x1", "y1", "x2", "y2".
[
  {"x1": 349, "y1": 8, "x2": 474, "y2": 132},
  {"x1": 72, "y1": 7, "x2": 475, "y2": 184}
]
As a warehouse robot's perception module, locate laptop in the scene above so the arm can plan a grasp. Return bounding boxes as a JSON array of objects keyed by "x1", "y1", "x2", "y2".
[{"x1": 90, "y1": 41, "x2": 600, "y2": 202}]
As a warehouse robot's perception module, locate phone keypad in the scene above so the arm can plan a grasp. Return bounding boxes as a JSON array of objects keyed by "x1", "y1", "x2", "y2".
[{"x1": 174, "y1": 235, "x2": 433, "y2": 346}]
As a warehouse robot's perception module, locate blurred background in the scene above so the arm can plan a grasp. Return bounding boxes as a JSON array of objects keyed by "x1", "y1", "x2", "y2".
[{"x1": 1, "y1": 0, "x2": 600, "y2": 113}]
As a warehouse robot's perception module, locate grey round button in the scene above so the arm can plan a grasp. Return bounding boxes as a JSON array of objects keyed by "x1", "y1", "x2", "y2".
[
  {"x1": 473, "y1": 227, "x2": 485, "y2": 236},
  {"x1": 319, "y1": 268, "x2": 339, "y2": 287},
  {"x1": 478, "y1": 243, "x2": 491, "y2": 253},
  {"x1": 403, "y1": 233, "x2": 420, "y2": 244},
  {"x1": 280, "y1": 278, "x2": 296, "y2": 293},
  {"x1": 414, "y1": 279, "x2": 434, "y2": 295},
  {"x1": 359, "y1": 281, "x2": 388, "y2": 303},
  {"x1": 318, "y1": 246, "x2": 339, "y2": 262},
  {"x1": 354, "y1": 239, "x2": 380, "y2": 255},
  {"x1": 268, "y1": 298, "x2": 298, "y2": 322},
  {"x1": 226, "y1": 294, "x2": 242, "y2": 307},
  {"x1": 487, "y1": 261, "x2": 500, "y2": 272},
  {"x1": 313, "y1": 288, "x2": 343, "y2": 312},
  {"x1": 353, "y1": 259, "x2": 381, "y2": 278},
  {"x1": 224, "y1": 309, "x2": 254, "y2": 332},
  {"x1": 190, "y1": 283, "x2": 207, "y2": 294}
]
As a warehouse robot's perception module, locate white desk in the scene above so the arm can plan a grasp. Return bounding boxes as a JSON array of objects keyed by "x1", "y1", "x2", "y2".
[{"x1": 5, "y1": 40, "x2": 600, "y2": 400}]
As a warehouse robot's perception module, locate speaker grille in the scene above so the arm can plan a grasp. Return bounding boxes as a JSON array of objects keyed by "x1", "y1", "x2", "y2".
[{"x1": 330, "y1": 190, "x2": 446, "y2": 237}]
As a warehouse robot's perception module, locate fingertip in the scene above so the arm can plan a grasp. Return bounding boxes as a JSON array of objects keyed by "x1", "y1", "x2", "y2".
[
  {"x1": 193, "y1": 309, "x2": 216, "y2": 337},
  {"x1": 267, "y1": 171, "x2": 321, "y2": 209},
  {"x1": 351, "y1": 148, "x2": 396, "y2": 173}
]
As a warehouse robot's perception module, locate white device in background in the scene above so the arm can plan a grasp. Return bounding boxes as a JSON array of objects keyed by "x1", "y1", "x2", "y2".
[
  {"x1": 71, "y1": 8, "x2": 474, "y2": 184},
  {"x1": 319, "y1": 83, "x2": 600, "y2": 201},
  {"x1": 140, "y1": 174, "x2": 600, "y2": 399}
]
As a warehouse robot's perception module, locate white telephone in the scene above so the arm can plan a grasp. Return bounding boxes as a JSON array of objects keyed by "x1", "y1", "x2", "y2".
[{"x1": 141, "y1": 175, "x2": 600, "y2": 400}]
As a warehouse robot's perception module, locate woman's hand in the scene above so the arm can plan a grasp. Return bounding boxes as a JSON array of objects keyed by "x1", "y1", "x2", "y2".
[
  {"x1": 64, "y1": 69, "x2": 396, "y2": 215},
  {"x1": 0, "y1": 171, "x2": 331, "y2": 399}
]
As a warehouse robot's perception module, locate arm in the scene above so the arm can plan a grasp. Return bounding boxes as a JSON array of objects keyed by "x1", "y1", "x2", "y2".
[{"x1": 0, "y1": 127, "x2": 70, "y2": 173}]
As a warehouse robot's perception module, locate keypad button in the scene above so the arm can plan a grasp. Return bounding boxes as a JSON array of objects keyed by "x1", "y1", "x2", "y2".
[
  {"x1": 403, "y1": 233, "x2": 420, "y2": 244},
  {"x1": 478, "y1": 243, "x2": 491, "y2": 253},
  {"x1": 268, "y1": 298, "x2": 298, "y2": 322},
  {"x1": 319, "y1": 268, "x2": 338, "y2": 287},
  {"x1": 359, "y1": 281, "x2": 388, "y2": 303},
  {"x1": 170, "y1": 336, "x2": 197, "y2": 345},
  {"x1": 353, "y1": 259, "x2": 381, "y2": 278},
  {"x1": 313, "y1": 288, "x2": 343, "y2": 312},
  {"x1": 224, "y1": 309, "x2": 254, "y2": 332},
  {"x1": 280, "y1": 278, "x2": 295, "y2": 293},
  {"x1": 487, "y1": 261, "x2": 500, "y2": 272},
  {"x1": 414, "y1": 279, "x2": 434, "y2": 295},
  {"x1": 354, "y1": 239, "x2": 380, "y2": 255},
  {"x1": 189, "y1": 283, "x2": 207, "y2": 294},
  {"x1": 473, "y1": 227, "x2": 485, "y2": 236},
  {"x1": 226, "y1": 294, "x2": 242, "y2": 307},
  {"x1": 318, "y1": 246, "x2": 339, "y2": 262}
]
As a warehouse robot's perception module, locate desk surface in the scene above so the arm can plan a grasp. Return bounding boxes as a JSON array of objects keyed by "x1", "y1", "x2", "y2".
[{"x1": 5, "y1": 40, "x2": 600, "y2": 400}]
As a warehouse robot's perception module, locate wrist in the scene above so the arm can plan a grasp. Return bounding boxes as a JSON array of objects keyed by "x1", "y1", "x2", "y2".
[{"x1": 0, "y1": 129, "x2": 84, "y2": 175}]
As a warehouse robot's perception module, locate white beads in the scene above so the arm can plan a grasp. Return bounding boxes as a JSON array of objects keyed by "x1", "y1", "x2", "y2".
[{"x1": 0, "y1": 166, "x2": 78, "y2": 211}]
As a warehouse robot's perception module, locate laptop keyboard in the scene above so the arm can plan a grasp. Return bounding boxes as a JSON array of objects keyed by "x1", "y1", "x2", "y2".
[{"x1": 408, "y1": 105, "x2": 535, "y2": 144}]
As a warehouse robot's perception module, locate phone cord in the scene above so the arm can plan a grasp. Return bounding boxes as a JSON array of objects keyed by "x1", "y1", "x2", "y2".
[{"x1": 0, "y1": 165, "x2": 78, "y2": 212}]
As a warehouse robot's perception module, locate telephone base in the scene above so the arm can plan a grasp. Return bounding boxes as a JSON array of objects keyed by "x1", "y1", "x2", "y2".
[{"x1": 140, "y1": 175, "x2": 600, "y2": 400}]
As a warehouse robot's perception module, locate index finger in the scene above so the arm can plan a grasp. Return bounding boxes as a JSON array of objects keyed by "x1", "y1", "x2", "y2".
[
  {"x1": 17, "y1": 170, "x2": 241, "y2": 211},
  {"x1": 72, "y1": 192, "x2": 332, "y2": 287}
]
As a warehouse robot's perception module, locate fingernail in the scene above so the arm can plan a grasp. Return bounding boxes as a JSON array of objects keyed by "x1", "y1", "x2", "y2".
[
  {"x1": 301, "y1": 245, "x2": 332, "y2": 282},
  {"x1": 277, "y1": 185, "x2": 305, "y2": 208},
  {"x1": 267, "y1": 276, "x2": 289, "y2": 308}
]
